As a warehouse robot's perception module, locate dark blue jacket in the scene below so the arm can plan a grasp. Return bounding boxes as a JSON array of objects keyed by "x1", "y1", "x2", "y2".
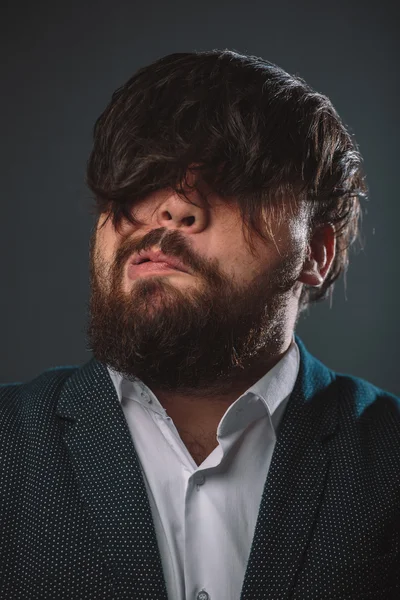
[{"x1": 1, "y1": 336, "x2": 399, "y2": 599}]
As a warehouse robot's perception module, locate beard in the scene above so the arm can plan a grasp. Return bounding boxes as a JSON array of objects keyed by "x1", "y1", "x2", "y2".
[{"x1": 86, "y1": 225, "x2": 303, "y2": 395}]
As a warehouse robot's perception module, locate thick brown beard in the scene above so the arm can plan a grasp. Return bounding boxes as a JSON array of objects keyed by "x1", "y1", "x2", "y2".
[{"x1": 86, "y1": 229, "x2": 302, "y2": 395}]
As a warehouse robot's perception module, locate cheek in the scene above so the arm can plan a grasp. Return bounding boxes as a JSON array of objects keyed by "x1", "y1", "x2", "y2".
[
  {"x1": 289, "y1": 219, "x2": 308, "y2": 246},
  {"x1": 287, "y1": 206, "x2": 310, "y2": 250},
  {"x1": 223, "y1": 248, "x2": 262, "y2": 283},
  {"x1": 96, "y1": 221, "x2": 119, "y2": 264}
]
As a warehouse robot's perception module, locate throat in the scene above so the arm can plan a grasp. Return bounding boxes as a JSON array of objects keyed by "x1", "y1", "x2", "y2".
[{"x1": 175, "y1": 425, "x2": 219, "y2": 466}]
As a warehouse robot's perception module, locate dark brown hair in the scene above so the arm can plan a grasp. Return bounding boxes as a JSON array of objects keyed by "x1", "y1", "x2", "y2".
[{"x1": 86, "y1": 49, "x2": 367, "y2": 310}]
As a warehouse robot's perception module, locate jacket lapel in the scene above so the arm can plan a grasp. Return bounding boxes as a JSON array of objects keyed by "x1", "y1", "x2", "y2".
[
  {"x1": 55, "y1": 358, "x2": 169, "y2": 600},
  {"x1": 240, "y1": 337, "x2": 339, "y2": 600},
  {"x1": 55, "y1": 337, "x2": 338, "y2": 600}
]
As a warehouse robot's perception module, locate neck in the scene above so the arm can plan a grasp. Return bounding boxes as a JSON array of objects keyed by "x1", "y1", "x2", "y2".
[{"x1": 149, "y1": 337, "x2": 293, "y2": 410}]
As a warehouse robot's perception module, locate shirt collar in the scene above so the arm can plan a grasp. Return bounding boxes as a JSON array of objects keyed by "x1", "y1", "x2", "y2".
[{"x1": 107, "y1": 337, "x2": 299, "y2": 432}]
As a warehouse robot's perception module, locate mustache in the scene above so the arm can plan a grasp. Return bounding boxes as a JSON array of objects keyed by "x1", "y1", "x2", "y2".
[
  {"x1": 111, "y1": 226, "x2": 224, "y2": 287},
  {"x1": 114, "y1": 227, "x2": 193, "y2": 271}
]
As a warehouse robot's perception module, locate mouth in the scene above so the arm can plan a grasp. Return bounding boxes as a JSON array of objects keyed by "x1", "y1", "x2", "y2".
[
  {"x1": 130, "y1": 249, "x2": 190, "y2": 274},
  {"x1": 127, "y1": 259, "x2": 189, "y2": 280}
]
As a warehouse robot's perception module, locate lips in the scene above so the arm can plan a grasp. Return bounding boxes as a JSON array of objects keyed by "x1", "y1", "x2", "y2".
[{"x1": 130, "y1": 249, "x2": 190, "y2": 274}]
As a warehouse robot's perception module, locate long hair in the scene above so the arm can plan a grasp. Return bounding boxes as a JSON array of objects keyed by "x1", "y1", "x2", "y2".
[{"x1": 86, "y1": 49, "x2": 367, "y2": 309}]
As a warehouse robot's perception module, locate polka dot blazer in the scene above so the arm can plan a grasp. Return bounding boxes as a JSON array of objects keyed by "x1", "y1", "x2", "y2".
[{"x1": 1, "y1": 336, "x2": 399, "y2": 599}]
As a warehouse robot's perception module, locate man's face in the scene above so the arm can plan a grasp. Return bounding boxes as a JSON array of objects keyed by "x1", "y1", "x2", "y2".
[{"x1": 88, "y1": 185, "x2": 308, "y2": 394}]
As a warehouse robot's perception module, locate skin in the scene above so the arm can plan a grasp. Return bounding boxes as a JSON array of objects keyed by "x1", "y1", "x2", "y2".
[{"x1": 88, "y1": 177, "x2": 335, "y2": 464}]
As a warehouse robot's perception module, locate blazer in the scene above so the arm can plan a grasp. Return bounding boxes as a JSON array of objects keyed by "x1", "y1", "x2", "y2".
[{"x1": 1, "y1": 336, "x2": 399, "y2": 600}]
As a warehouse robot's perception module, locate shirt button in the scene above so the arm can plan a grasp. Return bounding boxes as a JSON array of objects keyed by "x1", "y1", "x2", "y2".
[
  {"x1": 197, "y1": 591, "x2": 209, "y2": 600},
  {"x1": 140, "y1": 391, "x2": 152, "y2": 403},
  {"x1": 195, "y1": 473, "x2": 205, "y2": 485}
]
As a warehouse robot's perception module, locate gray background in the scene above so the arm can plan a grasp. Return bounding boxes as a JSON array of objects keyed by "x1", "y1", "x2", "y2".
[{"x1": 1, "y1": 0, "x2": 398, "y2": 394}]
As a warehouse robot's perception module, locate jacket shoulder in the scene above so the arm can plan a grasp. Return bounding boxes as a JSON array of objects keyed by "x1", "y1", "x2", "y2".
[
  {"x1": 333, "y1": 371, "x2": 400, "y2": 442},
  {"x1": 335, "y1": 371, "x2": 400, "y2": 412},
  {"x1": 0, "y1": 366, "x2": 79, "y2": 431},
  {"x1": 296, "y1": 335, "x2": 400, "y2": 427}
]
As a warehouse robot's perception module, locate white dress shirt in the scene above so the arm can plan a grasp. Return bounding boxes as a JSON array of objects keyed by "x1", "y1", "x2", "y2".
[{"x1": 107, "y1": 339, "x2": 300, "y2": 600}]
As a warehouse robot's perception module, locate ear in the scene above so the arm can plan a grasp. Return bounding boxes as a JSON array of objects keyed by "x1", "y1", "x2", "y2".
[{"x1": 298, "y1": 224, "x2": 336, "y2": 287}]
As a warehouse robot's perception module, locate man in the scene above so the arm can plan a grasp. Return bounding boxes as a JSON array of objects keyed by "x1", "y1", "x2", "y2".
[{"x1": 0, "y1": 50, "x2": 399, "y2": 600}]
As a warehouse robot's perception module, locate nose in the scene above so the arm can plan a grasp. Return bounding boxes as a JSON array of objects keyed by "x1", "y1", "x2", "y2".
[{"x1": 156, "y1": 191, "x2": 209, "y2": 234}]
